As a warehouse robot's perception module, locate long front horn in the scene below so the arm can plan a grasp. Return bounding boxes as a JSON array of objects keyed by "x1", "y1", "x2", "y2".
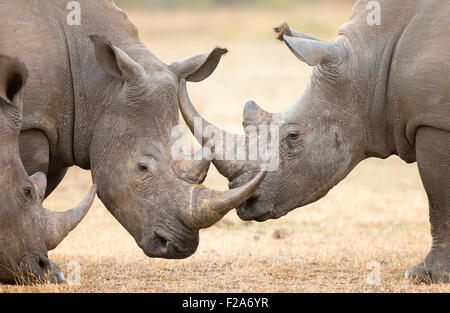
[
  {"x1": 44, "y1": 185, "x2": 97, "y2": 251},
  {"x1": 178, "y1": 79, "x2": 245, "y2": 179},
  {"x1": 185, "y1": 171, "x2": 266, "y2": 229}
]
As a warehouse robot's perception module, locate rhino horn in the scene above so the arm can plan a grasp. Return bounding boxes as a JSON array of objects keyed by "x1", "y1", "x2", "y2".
[
  {"x1": 29, "y1": 172, "x2": 47, "y2": 199},
  {"x1": 173, "y1": 149, "x2": 211, "y2": 184},
  {"x1": 44, "y1": 183, "x2": 97, "y2": 251},
  {"x1": 243, "y1": 100, "x2": 273, "y2": 130},
  {"x1": 186, "y1": 170, "x2": 266, "y2": 229},
  {"x1": 178, "y1": 79, "x2": 245, "y2": 180}
]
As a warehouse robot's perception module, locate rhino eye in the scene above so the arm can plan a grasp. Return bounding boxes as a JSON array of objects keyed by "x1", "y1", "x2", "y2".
[
  {"x1": 287, "y1": 132, "x2": 300, "y2": 141},
  {"x1": 137, "y1": 163, "x2": 149, "y2": 172},
  {"x1": 23, "y1": 187, "x2": 32, "y2": 199}
]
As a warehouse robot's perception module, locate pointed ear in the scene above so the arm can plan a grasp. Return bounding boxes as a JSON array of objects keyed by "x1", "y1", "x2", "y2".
[
  {"x1": 274, "y1": 23, "x2": 322, "y2": 41},
  {"x1": 170, "y1": 47, "x2": 228, "y2": 82},
  {"x1": 243, "y1": 100, "x2": 273, "y2": 130},
  {"x1": 0, "y1": 55, "x2": 28, "y2": 106},
  {"x1": 0, "y1": 55, "x2": 28, "y2": 128},
  {"x1": 90, "y1": 35, "x2": 147, "y2": 83},
  {"x1": 279, "y1": 34, "x2": 342, "y2": 66},
  {"x1": 29, "y1": 172, "x2": 47, "y2": 200}
]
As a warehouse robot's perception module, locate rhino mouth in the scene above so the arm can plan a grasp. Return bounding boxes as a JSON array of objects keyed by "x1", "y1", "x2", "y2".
[
  {"x1": 142, "y1": 228, "x2": 199, "y2": 259},
  {"x1": 237, "y1": 194, "x2": 275, "y2": 222},
  {"x1": 9, "y1": 253, "x2": 64, "y2": 284}
]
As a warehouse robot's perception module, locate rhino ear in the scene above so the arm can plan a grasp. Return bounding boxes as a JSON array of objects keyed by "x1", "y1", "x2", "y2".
[
  {"x1": 274, "y1": 23, "x2": 322, "y2": 42},
  {"x1": 0, "y1": 55, "x2": 28, "y2": 107},
  {"x1": 170, "y1": 47, "x2": 228, "y2": 82},
  {"x1": 29, "y1": 172, "x2": 47, "y2": 200},
  {"x1": 279, "y1": 34, "x2": 341, "y2": 66},
  {"x1": 0, "y1": 56, "x2": 28, "y2": 128},
  {"x1": 90, "y1": 35, "x2": 147, "y2": 83}
]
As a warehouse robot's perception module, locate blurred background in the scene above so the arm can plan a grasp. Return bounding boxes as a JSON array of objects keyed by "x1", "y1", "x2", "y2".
[
  {"x1": 4, "y1": 0, "x2": 446, "y2": 292},
  {"x1": 115, "y1": 0, "x2": 354, "y2": 9}
]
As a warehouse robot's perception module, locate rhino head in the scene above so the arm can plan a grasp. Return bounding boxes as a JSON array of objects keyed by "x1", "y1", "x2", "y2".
[
  {"x1": 87, "y1": 36, "x2": 266, "y2": 258},
  {"x1": 0, "y1": 56, "x2": 96, "y2": 284},
  {"x1": 178, "y1": 24, "x2": 367, "y2": 222}
]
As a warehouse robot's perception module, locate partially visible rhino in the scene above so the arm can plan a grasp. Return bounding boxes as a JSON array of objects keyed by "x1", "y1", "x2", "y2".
[
  {"x1": 0, "y1": 55, "x2": 96, "y2": 284},
  {"x1": 179, "y1": 0, "x2": 450, "y2": 283},
  {"x1": 0, "y1": 0, "x2": 265, "y2": 259}
]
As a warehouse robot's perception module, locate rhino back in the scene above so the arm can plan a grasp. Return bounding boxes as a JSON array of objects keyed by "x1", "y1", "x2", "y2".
[
  {"x1": 340, "y1": 0, "x2": 449, "y2": 162},
  {"x1": 0, "y1": 0, "x2": 146, "y2": 169},
  {"x1": 0, "y1": 0, "x2": 75, "y2": 166}
]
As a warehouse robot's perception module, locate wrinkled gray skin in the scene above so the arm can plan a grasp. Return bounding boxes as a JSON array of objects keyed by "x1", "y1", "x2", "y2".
[
  {"x1": 180, "y1": 0, "x2": 449, "y2": 282},
  {"x1": 0, "y1": 0, "x2": 265, "y2": 259},
  {"x1": 0, "y1": 56, "x2": 96, "y2": 284}
]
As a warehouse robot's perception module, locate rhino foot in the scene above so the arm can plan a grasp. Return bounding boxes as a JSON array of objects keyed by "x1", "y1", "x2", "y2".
[{"x1": 405, "y1": 253, "x2": 449, "y2": 284}]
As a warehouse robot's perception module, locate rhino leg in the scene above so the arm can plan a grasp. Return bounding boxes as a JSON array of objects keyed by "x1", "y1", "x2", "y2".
[
  {"x1": 45, "y1": 167, "x2": 69, "y2": 197},
  {"x1": 19, "y1": 130, "x2": 68, "y2": 197},
  {"x1": 19, "y1": 129, "x2": 49, "y2": 176},
  {"x1": 405, "y1": 127, "x2": 450, "y2": 284}
]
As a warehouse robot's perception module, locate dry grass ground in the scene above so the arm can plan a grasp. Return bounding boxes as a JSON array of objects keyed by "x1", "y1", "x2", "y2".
[{"x1": 2, "y1": 2, "x2": 449, "y2": 292}]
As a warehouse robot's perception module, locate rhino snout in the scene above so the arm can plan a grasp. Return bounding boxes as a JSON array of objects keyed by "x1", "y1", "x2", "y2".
[
  {"x1": 141, "y1": 228, "x2": 199, "y2": 260},
  {"x1": 236, "y1": 194, "x2": 275, "y2": 222},
  {"x1": 13, "y1": 254, "x2": 64, "y2": 284}
]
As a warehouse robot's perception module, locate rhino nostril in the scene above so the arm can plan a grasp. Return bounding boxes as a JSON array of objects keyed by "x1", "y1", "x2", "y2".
[
  {"x1": 246, "y1": 195, "x2": 259, "y2": 207},
  {"x1": 145, "y1": 231, "x2": 169, "y2": 256},
  {"x1": 142, "y1": 229, "x2": 199, "y2": 259},
  {"x1": 239, "y1": 195, "x2": 259, "y2": 214},
  {"x1": 237, "y1": 195, "x2": 275, "y2": 222},
  {"x1": 254, "y1": 211, "x2": 273, "y2": 222},
  {"x1": 155, "y1": 232, "x2": 169, "y2": 253}
]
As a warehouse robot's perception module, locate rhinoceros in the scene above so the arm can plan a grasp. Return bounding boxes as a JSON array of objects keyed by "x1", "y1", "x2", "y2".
[
  {"x1": 0, "y1": 0, "x2": 265, "y2": 259},
  {"x1": 179, "y1": 0, "x2": 450, "y2": 282},
  {"x1": 0, "y1": 55, "x2": 96, "y2": 284}
]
